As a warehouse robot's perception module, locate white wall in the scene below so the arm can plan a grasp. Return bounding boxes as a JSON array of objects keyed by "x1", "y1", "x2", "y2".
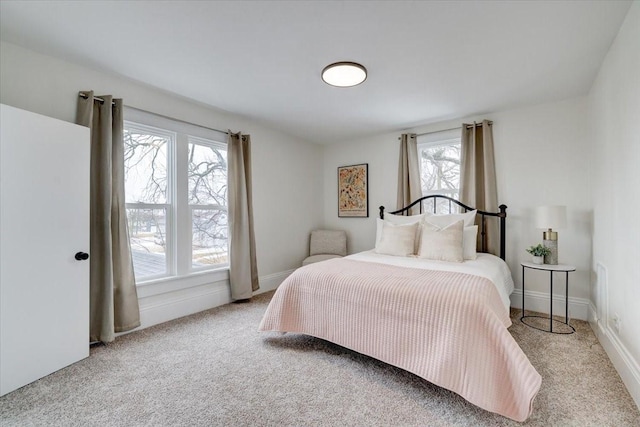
[
  {"x1": 0, "y1": 41, "x2": 324, "y2": 328},
  {"x1": 323, "y1": 132, "x2": 397, "y2": 254},
  {"x1": 324, "y1": 97, "x2": 592, "y2": 311},
  {"x1": 588, "y1": 1, "x2": 640, "y2": 408},
  {"x1": 323, "y1": 4, "x2": 640, "y2": 406}
]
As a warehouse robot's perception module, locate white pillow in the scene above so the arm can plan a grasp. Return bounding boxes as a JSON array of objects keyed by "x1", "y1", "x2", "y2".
[
  {"x1": 385, "y1": 212, "x2": 427, "y2": 223},
  {"x1": 463, "y1": 225, "x2": 478, "y2": 260},
  {"x1": 375, "y1": 222, "x2": 419, "y2": 257},
  {"x1": 375, "y1": 213, "x2": 425, "y2": 249},
  {"x1": 425, "y1": 212, "x2": 477, "y2": 260},
  {"x1": 417, "y1": 220, "x2": 464, "y2": 263},
  {"x1": 425, "y1": 210, "x2": 477, "y2": 228}
]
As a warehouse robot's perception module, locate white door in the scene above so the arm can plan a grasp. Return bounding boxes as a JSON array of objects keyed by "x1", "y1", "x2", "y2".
[{"x1": 0, "y1": 104, "x2": 90, "y2": 396}]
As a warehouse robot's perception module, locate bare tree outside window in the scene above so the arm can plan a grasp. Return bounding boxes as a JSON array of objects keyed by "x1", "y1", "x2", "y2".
[
  {"x1": 124, "y1": 126, "x2": 170, "y2": 278},
  {"x1": 123, "y1": 123, "x2": 228, "y2": 280},
  {"x1": 124, "y1": 131, "x2": 168, "y2": 204},
  {"x1": 418, "y1": 139, "x2": 461, "y2": 213},
  {"x1": 188, "y1": 138, "x2": 228, "y2": 267}
]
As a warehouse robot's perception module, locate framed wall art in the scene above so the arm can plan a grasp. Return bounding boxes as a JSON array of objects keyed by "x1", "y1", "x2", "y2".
[{"x1": 338, "y1": 163, "x2": 368, "y2": 218}]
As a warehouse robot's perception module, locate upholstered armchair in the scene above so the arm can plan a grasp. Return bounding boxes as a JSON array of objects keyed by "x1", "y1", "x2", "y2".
[{"x1": 302, "y1": 230, "x2": 347, "y2": 266}]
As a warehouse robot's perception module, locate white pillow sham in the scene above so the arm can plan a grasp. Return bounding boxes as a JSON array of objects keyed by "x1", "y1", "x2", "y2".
[
  {"x1": 417, "y1": 220, "x2": 464, "y2": 262},
  {"x1": 425, "y1": 211, "x2": 478, "y2": 260},
  {"x1": 375, "y1": 213, "x2": 425, "y2": 249},
  {"x1": 463, "y1": 225, "x2": 478, "y2": 260},
  {"x1": 385, "y1": 212, "x2": 427, "y2": 223},
  {"x1": 375, "y1": 222, "x2": 419, "y2": 257},
  {"x1": 425, "y1": 209, "x2": 477, "y2": 228},
  {"x1": 375, "y1": 211, "x2": 477, "y2": 259}
]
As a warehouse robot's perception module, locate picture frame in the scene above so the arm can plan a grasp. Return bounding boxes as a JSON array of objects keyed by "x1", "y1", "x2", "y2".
[{"x1": 338, "y1": 163, "x2": 368, "y2": 218}]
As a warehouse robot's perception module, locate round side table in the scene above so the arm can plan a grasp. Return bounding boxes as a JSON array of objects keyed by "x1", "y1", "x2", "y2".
[{"x1": 521, "y1": 262, "x2": 576, "y2": 334}]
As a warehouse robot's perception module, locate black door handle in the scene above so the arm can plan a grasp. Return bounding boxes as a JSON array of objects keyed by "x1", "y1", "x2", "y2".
[{"x1": 75, "y1": 252, "x2": 89, "y2": 261}]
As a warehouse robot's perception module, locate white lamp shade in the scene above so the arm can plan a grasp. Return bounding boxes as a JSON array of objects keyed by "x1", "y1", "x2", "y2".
[{"x1": 535, "y1": 205, "x2": 567, "y2": 230}]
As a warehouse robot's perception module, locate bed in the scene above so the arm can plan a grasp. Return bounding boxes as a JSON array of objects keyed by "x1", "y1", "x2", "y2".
[{"x1": 259, "y1": 195, "x2": 542, "y2": 422}]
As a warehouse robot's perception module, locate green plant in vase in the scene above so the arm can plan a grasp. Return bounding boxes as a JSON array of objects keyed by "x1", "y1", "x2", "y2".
[{"x1": 526, "y1": 244, "x2": 551, "y2": 264}]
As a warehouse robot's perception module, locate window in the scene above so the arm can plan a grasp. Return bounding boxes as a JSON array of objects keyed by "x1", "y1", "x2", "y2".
[
  {"x1": 124, "y1": 110, "x2": 227, "y2": 283},
  {"x1": 187, "y1": 137, "x2": 228, "y2": 269},
  {"x1": 417, "y1": 129, "x2": 462, "y2": 212},
  {"x1": 124, "y1": 123, "x2": 172, "y2": 279}
]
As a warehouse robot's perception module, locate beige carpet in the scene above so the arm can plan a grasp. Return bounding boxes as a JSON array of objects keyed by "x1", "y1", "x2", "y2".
[{"x1": 1, "y1": 291, "x2": 638, "y2": 426}]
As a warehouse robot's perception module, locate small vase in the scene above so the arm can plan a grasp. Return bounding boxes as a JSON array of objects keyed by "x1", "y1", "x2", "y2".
[{"x1": 532, "y1": 256, "x2": 544, "y2": 265}]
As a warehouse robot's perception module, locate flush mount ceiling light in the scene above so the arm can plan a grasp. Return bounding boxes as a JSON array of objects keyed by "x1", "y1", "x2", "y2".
[{"x1": 321, "y1": 62, "x2": 367, "y2": 87}]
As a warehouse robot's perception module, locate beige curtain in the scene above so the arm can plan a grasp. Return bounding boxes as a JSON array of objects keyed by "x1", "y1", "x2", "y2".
[
  {"x1": 397, "y1": 133, "x2": 422, "y2": 215},
  {"x1": 228, "y1": 131, "x2": 259, "y2": 300},
  {"x1": 76, "y1": 91, "x2": 140, "y2": 343},
  {"x1": 460, "y1": 120, "x2": 499, "y2": 255}
]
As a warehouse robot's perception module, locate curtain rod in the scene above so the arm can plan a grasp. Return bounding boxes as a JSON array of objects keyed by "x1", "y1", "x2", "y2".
[
  {"x1": 80, "y1": 91, "x2": 492, "y2": 139},
  {"x1": 399, "y1": 121, "x2": 493, "y2": 139},
  {"x1": 415, "y1": 126, "x2": 461, "y2": 137},
  {"x1": 125, "y1": 105, "x2": 228, "y2": 135},
  {"x1": 78, "y1": 92, "x2": 228, "y2": 135},
  {"x1": 79, "y1": 91, "x2": 114, "y2": 105}
]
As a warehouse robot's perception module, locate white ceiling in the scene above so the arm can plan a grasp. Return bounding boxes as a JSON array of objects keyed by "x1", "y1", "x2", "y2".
[{"x1": 0, "y1": 1, "x2": 632, "y2": 144}]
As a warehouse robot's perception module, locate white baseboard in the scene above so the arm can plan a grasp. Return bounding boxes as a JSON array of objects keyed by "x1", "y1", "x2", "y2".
[
  {"x1": 511, "y1": 291, "x2": 639, "y2": 409},
  {"x1": 589, "y1": 303, "x2": 640, "y2": 410},
  {"x1": 510, "y1": 288, "x2": 590, "y2": 321},
  {"x1": 254, "y1": 269, "x2": 295, "y2": 295},
  {"x1": 138, "y1": 283, "x2": 230, "y2": 330},
  {"x1": 135, "y1": 268, "x2": 295, "y2": 331}
]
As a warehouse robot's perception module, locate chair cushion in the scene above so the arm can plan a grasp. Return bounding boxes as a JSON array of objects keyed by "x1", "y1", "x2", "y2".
[
  {"x1": 302, "y1": 254, "x2": 343, "y2": 266},
  {"x1": 309, "y1": 230, "x2": 347, "y2": 256}
]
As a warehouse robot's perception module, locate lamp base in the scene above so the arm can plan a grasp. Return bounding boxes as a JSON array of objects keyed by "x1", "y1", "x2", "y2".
[{"x1": 543, "y1": 239, "x2": 558, "y2": 265}]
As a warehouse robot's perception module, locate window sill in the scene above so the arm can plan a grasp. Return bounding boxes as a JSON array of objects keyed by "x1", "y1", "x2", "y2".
[{"x1": 136, "y1": 267, "x2": 230, "y2": 299}]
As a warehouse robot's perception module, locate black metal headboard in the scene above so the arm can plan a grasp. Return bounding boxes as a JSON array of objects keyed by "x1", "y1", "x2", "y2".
[{"x1": 379, "y1": 195, "x2": 507, "y2": 260}]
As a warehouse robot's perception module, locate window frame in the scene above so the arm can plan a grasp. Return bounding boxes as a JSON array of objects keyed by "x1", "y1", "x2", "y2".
[
  {"x1": 124, "y1": 122, "x2": 176, "y2": 281},
  {"x1": 417, "y1": 129, "x2": 462, "y2": 199},
  {"x1": 123, "y1": 108, "x2": 228, "y2": 286},
  {"x1": 187, "y1": 135, "x2": 229, "y2": 273}
]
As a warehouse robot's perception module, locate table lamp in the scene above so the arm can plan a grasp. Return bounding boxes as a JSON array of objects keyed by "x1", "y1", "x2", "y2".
[{"x1": 535, "y1": 205, "x2": 566, "y2": 265}]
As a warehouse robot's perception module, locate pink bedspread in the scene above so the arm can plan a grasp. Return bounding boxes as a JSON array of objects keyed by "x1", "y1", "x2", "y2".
[{"x1": 259, "y1": 258, "x2": 541, "y2": 421}]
